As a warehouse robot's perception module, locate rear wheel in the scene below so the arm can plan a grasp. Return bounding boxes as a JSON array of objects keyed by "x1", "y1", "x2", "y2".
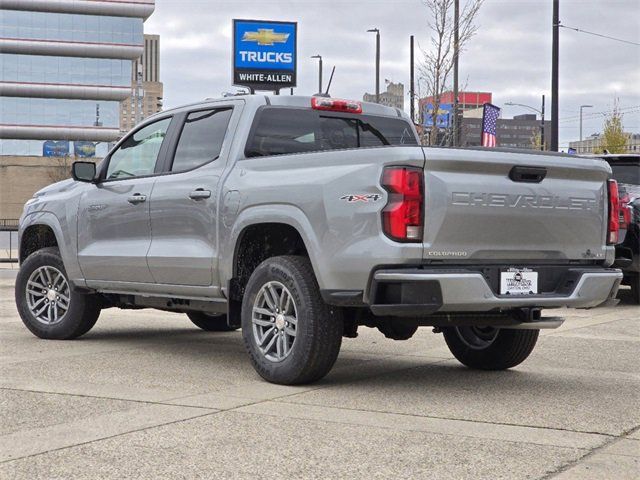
[
  {"x1": 629, "y1": 275, "x2": 640, "y2": 305},
  {"x1": 15, "y1": 247, "x2": 100, "y2": 339},
  {"x1": 442, "y1": 326, "x2": 539, "y2": 370},
  {"x1": 187, "y1": 312, "x2": 237, "y2": 332},
  {"x1": 241, "y1": 255, "x2": 343, "y2": 385}
]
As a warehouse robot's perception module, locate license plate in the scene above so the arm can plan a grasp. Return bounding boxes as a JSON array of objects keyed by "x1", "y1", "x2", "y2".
[{"x1": 500, "y1": 268, "x2": 538, "y2": 295}]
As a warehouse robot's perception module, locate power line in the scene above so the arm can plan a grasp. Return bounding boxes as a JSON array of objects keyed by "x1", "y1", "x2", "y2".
[
  {"x1": 559, "y1": 24, "x2": 640, "y2": 47},
  {"x1": 558, "y1": 105, "x2": 640, "y2": 123}
]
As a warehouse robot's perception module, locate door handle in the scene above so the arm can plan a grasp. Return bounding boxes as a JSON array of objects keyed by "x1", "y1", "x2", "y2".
[
  {"x1": 127, "y1": 194, "x2": 147, "y2": 204},
  {"x1": 189, "y1": 189, "x2": 211, "y2": 200},
  {"x1": 509, "y1": 166, "x2": 547, "y2": 183}
]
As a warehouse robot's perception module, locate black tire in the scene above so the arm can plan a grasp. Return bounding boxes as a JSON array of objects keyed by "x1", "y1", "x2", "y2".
[
  {"x1": 629, "y1": 276, "x2": 640, "y2": 305},
  {"x1": 442, "y1": 326, "x2": 539, "y2": 370},
  {"x1": 187, "y1": 312, "x2": 237, "y2": 332},
  {"x1": 15, "y1": 247, "x2": 100, "y2": 340},
  {"x1": 241, "y1": 255, "x2": 343, "y2": 385}
]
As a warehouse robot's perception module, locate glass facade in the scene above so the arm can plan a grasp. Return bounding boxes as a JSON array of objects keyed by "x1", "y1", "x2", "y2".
[
  {"x1": 1, "y1": 54, "x2": 132, "y2": 87},
  {"x1": 1, "y1": 98, "x2": 119, "y2": 128},
  {"x1": 0, "y1": 139, "x2": 111, "y2": 157},
  {"x1": 0, "y1": 4, "x2": 150, "y2": 158},
  {"x1": 0, "y1": 10, "x2": 143, "y2": 45}
]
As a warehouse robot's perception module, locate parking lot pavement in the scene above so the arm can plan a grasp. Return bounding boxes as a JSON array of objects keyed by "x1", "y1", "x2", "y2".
[{"x1": 1, "y1": 272, "x2": 638, "y2": 479}]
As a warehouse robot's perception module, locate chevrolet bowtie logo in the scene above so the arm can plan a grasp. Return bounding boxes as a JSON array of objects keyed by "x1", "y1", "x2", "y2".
[{"x1": 242, "y1": 28, "x2": 289, "y2": 46}]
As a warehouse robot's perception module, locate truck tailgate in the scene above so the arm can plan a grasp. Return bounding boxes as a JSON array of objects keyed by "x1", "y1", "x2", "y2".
[{"x1": 422, "y1": 148, "x2": 612, "y2": 262}]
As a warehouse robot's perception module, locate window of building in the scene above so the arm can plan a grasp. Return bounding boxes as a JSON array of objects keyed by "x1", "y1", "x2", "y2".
[
  {"x1": 106, "y1": 117, "x2": 171, "y2": 179},
  {"x1": 0, "y1": 54, "x2": 131, "y2": 87},
  {"x1": 171, "y1": 109, "x2": 232, "y2": 172},
  {"x1": 1, "y1": 97, "x2": 119, "y2": 128},
  {"x1": 0, "y1": 11, "x2": 143, "y2": 45}
]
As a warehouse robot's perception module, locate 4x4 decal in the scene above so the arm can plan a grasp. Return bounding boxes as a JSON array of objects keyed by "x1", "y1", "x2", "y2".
[{"x1": 340, "y1": 194, "x2": 382, "y2": 203}]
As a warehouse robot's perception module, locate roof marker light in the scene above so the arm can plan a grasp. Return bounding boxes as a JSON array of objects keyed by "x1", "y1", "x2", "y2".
[{"x1": 311, "y1": 97, "x2": 362, "y2": 113}]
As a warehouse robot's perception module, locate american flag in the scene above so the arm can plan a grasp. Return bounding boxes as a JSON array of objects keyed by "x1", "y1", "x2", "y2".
[{"x1": 481, "y1": 103, "x2": 500, "y2": 147}]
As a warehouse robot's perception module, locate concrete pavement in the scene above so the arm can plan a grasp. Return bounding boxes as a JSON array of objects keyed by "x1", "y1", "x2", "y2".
[{"x1": 1, "y1": 271, "x2": 638, "y2": 479}]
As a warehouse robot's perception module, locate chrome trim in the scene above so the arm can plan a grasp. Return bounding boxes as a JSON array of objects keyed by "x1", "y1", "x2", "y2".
[
  {"x1": 0, "y1": 82, "x2": 130, "y2": 101},
  {"x1": 0, "y1": 124, "x2": 121, "y2": 142},
  {"x1": 0, "y1": 0, "x2": 155, "y2": 19},
  {"x1": 373, "y1": 271, "x2": 623, "y2": 311},
  {"x1": 0, "y1": 38, "x2": 144, "y2": 59}
]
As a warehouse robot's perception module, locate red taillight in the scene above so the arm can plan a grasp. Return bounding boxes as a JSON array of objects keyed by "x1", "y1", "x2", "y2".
[
  {"x1": 381, "y1": 167, "x2": 423, "y2": 242},
  {"x1": 311, "y1": 97, "x2": 362, "y2": 114},
  {"x1": 619, "y1": 192, "x2": 631, "y2": 229},
  {"x1": 607, "y1": 179, "x2": 620, "y2": 244}
]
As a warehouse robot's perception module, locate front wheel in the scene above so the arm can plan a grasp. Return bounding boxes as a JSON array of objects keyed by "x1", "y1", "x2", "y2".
[
  {"x1": 442, "y1": 326, "x2": 539, "y2": 370},
  {"x1": 241, "y1": 255, "x2": 343, "y2": 385},
  {"x1": 15, "y1": 247, "x2": 101, "y2": 340}
]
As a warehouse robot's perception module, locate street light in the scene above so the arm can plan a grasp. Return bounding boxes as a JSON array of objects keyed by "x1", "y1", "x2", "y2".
[
  {"x1": 505, "y1": 95, "x2": 546, "y2": 150},
  {"x1": 580, "y1": 104, "x2": 593, "y2": 142},
  {"x1": 367, "y1": 28, "x2": 380, "y2": 103},
  {"x1": 310, "y1": 55, "x2": 323, "y2": 94}
]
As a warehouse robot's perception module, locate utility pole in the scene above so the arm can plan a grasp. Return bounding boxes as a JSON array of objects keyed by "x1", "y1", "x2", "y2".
[
  {"x1": 368, "y1": 28, "x2": 380, "y2": 103},
  {"x1": 311, "y1": 55, "x2": 323, "y2": 94},
  {"x1": 579, "y1": 104, "x2": 593, "y2": 142},
  {"x1": 452, "y1": 0, "x2": 460, "y2": 147},
  {"x1": 410, "y1": 35, "x2": 415, "y2": 123},
  {"x1": 551, "y1": 0, "x2": 559, "y2": 151},
  {"x1": 540, "y1": 94, "x2": 545, "y2": 150}
]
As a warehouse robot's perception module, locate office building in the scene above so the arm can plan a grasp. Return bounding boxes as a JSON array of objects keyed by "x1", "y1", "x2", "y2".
[
  {"x1": 460, "y1": 113, "x2": 541, "y2": 149},
  {"x1": 120, "y1": 34, "x2": 163, "y2": 132},
  {"x1": 0, "y1": 0, "x2": 155, "y2": 218},
  {"x1": 364, "y1": 82, "x2": 404, "y2": 110},
  {"x1": 569, "y1": 133, "x2": 640, "y2": 154}
]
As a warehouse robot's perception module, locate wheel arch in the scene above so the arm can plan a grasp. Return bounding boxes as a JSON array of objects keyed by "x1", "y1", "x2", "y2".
[
  {"x1": 222, "y1": 205, "x2": 325, "y2": 300},
  {"x1": 19, "y1": 212, "x2": 84, "y2": 286}
]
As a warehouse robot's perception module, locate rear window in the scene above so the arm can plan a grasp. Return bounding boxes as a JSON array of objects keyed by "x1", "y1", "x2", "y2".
[{"x1": 245, "y1": 107, "x2": 417, "y2": 157}]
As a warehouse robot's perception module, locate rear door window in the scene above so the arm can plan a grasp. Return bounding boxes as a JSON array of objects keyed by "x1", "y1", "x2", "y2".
[
  {"x1": 171, "y1": 108, "x2": 232, "y2": 172},
  {"x1": 245, "y1": 107, "x2": 417, "y2": 157}
]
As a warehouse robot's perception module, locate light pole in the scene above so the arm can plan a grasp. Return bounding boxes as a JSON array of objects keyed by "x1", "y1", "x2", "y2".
[
  {"x1": 506, "y1": 96, "x2": 546, "y2": 150},
  {"x1": 579, "y1": 104, "x2": 593, "y2": 142},
  {"x1": 367, "y1": 28, "x2": 380, "y2": 103},
  {"x1": 311, "y1": 55, "x2": 323, "y2": 94},
  {"x1": 551, "y1": 0, "x2": 559, "y2": 151}
]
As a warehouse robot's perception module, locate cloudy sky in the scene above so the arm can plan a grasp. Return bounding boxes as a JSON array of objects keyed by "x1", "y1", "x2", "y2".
[{"x1": 145, "y1": 0, "x2": 640, "y2": 149}]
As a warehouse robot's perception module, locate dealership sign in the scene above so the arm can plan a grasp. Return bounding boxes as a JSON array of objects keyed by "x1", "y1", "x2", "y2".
[{"x1": 233, "y1": 19, "x2": 297, "y2": 91}]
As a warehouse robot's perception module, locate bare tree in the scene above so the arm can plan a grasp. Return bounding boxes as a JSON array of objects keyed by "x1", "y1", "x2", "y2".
[
  {"x1": 48, "y1": 156, "x2": 72, "y2": 184},
  {"x1": 418, "y1": 0, "x2": 483, "y2": 145}
]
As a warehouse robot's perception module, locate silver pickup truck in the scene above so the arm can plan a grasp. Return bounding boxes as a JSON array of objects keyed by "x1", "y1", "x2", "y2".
[{"x1": 16, "y1": 95, "x2": 622, "y2": 384}]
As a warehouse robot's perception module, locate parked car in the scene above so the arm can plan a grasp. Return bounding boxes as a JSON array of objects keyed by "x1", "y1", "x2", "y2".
[
  {"x1": 16, "y1": 95, "x2": 622, "y2": 385},
  {"x1": 599, "y1": 154, "x2": 640, "y2": 303}
]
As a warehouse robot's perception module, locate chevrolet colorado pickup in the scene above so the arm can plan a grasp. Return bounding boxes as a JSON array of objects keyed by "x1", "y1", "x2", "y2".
[{"x1": 16, "y1": 95, "x2": 622, "y2": 384}]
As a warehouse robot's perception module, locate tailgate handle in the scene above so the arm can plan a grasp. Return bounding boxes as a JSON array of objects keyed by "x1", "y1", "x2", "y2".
[{"x1": 509, "y1": 166, "x2": 547, "y2": 183}]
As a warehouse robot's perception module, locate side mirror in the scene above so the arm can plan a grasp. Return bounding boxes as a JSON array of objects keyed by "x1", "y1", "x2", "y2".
[{"x1": 72, "y1": 161, "x2": 97, "y2": 183}]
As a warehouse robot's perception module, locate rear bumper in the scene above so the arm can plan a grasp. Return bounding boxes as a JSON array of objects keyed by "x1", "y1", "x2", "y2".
[{"x1": 369, "y1": 267, "x2": 623, "y2": 316}]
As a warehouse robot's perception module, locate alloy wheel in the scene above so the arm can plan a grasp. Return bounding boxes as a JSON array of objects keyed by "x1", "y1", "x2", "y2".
[
  {"x1": 25, "y1": 266, "x2": 70, "y2": 325},
  {"x1": 251, "y1": 281, "x2": 298, "y2": 362}
]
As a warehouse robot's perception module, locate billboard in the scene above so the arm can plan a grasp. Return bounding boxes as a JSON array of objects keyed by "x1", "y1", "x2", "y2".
[
  {"x1": 233, "y1": 19, "x2": 297, "y2": 91},
  {"x1": 74, "y1": 141, "x2": 96, "y2": 158},
  {"x1": 43, "y1": 140, "x2": 69, "y2": 157},
  {"x1": 423, "y1": 103, "x2": 452, "y2": 128}
]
